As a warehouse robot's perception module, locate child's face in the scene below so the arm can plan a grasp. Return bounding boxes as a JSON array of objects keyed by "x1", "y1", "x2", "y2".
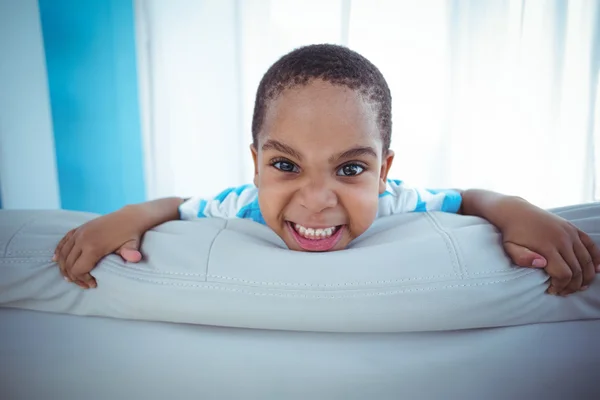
[{"x1": 251, "y1": 79, "x2": 394, "y2": 252}]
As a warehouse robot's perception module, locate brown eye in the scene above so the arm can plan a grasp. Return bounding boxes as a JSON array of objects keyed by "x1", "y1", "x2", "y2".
[
  {"x1": 337, "y1": 164, "x2": 364, "y2": 176},
  {"x1": 273, "y1": 160, "x2": 299, "y2": 173}
]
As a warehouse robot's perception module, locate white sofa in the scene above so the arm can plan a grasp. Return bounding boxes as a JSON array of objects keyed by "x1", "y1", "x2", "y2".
[{"x1": 1, "y1": 205, "x2": 599, "y2": 399}]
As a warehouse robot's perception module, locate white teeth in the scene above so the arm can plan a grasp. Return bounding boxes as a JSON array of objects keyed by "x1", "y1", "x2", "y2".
[{"x1": 292, "y1": 223, "x2": 338, "y2": 240}]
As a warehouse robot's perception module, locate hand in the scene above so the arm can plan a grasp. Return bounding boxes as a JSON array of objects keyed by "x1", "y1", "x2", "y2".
[
  {"x1": 53, "y1": 207, "x2": 144, "y2": 289},
  {"x1": 499, "y1": 198, "x2": 600, "y2": 296}
]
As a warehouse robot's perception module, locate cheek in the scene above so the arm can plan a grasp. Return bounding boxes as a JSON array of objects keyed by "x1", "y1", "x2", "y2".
[
  {"x1": 341, "y1": 180, "x2": 380, "y2": 234},
  {"x1": 256, "y1": 173, "x2": 292, "y2": 223}
]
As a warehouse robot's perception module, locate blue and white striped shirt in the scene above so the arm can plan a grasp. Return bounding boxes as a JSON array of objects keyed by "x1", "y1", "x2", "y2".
[{"x1": 179, "y1": 180, "x2": 462, "y2": 224}]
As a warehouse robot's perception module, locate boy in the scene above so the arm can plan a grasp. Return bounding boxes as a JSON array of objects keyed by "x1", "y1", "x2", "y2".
[{"x1": 54, "y1": 44, "x2": 600, "y2": 296}]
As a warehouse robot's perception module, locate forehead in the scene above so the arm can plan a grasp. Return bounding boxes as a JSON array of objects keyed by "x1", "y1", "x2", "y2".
[{"x1": 260, "y1": 80, "x2": 382, "y2": 155}]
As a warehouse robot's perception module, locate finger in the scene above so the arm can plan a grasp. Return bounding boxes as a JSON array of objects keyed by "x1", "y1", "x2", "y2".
[
  {"x1": 118, "y1": 247, "x2": 142, "y2": 263},
  {"x1": 73, "y1": 280, "x2": 89, "y2": 290},
  {"x1": 65, "y1": 247, "x2": 82, "y2": 279},
  {"x1": 65, "y1": 246, "x2": 83, "y2": 282},
  {"x1": 116, "y1": 240, "x2": 142, "y2": 263},
  {"x1": 53, "y1": 235, "x2": 68, "y2": 262},
  {"x1": 546, "y1": 251, "x2": 572, "y2": 295},
  {"x1": 58, "y1": 232, "x2": 76, "y2": 260},
  {"x1": 53, "y1": 230, "x2": 73, "y2": 273},
  {"x1": 558, "y1": 248, "x2": 582, "y2": 296},
  {"x1": 573, "y1": 239, "x2": 594, "y2": 290},
  {"x1": 53, "y1": 230, "x2": 74, "y2": 261},
  {"x1": 503, "y1": 242, "x2": 547, "y2": 268},
  {"x1": 79, "y1": 273, "x2": 97, "y2": 289},
  {"x1": 58, "y1": 235, "x2": 77, "y2": 281},
  {"x1": 57, "y1": 252, "x2": 69, "y2": 280},
  {"x1": 578, "y1": 230, "x2": 600, "y2": 272},
  {"x1": 70, "y1": 252, "x2": 100, "y2": 284}
]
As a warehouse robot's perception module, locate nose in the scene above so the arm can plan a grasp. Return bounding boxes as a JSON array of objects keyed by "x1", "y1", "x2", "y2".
[{"x1": 298, "y1": 178, "x2": 338, "y2": 213}]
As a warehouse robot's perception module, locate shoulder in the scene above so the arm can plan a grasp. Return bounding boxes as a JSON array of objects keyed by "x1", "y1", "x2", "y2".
[
  {"x1": 213, "y1": 184, "x2": 258, "y2": 201},
  {"x1": 179, "y1": 184, "x2": 258, "y2": 220},
  {"x1": 378, "y1": 179, "x2": 462, "y2": 215}
]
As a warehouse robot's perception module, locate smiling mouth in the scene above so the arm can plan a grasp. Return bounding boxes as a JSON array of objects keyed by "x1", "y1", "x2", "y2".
[
  {"x1": 289, "y1": 222, "x2": 342, "y2": 240},
  {"x1": 285, "y1": 221, "x2": 345, "y2": 251}
]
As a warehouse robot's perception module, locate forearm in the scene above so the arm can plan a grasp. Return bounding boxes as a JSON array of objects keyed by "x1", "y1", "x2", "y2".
[
  {"x1": 120, "y1": 197, "x2": 185, "y2": 232},
  {"x1": 459, "y1": 189, "x2": 527, "y2": 230}
]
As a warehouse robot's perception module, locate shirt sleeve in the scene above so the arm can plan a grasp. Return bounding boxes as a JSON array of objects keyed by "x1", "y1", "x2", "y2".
[
  {"x1": 377, "y1": 179, "x2": 462, "y2": 218},
  {"x1": 178, "y1": 184, "x2": 259, "y2": 220}
]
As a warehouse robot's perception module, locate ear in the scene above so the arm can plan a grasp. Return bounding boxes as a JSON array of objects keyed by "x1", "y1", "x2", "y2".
[
  {"x1": 250, "y1": 144, "x2": 259, "y2": 187},
  {"x1": 378, "y1": 149, "x2": 395, "y2": 195}
]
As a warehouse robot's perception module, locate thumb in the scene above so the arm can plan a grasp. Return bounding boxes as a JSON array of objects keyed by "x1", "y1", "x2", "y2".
[
  {"x1": 503, "y1": 242, "x2": 547, "y2": 268},
  {"x1": 116, "y1": 239, "x2": 142, "y2": 263}
]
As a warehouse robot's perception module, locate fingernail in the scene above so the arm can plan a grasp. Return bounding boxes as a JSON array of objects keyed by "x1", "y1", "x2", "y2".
[
  {"x1": 532, "y1": 259, "x2": 545, "y2": 268},
  {"x1": 580, "y1": 286, "x2": 589, "y2": 291},
  {"x1": 547, "y1": 287, "x2": 557, "y2": 295},
  {"x1": 52, "y1": 255, "x2": 57, "y2": 262},
  {"x1": 64, "y1": 276, "x2": 71, "y2": 282}
]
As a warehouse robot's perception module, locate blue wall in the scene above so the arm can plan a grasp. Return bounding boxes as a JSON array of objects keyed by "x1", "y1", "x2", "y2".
[{"x1": 38, "y1": 0, "x2": 146, "y2": 214}]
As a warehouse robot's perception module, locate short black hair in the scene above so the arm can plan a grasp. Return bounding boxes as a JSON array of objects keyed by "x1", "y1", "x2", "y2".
[{"x1": 251, "y1": 44, "x2": 392, "y2": 152}]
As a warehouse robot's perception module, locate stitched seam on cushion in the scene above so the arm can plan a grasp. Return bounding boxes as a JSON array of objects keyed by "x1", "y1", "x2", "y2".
[
  {"x1": 3, "y1": 216, "x2": 37, "y2": 258},
  {"x1": 97, "y1": 267, "x2": 537, "y2": 298},
  {"x1": 0, "y1": 258, "x2": 54, "y2": 263},
  {"x1": 427, "y1": 212, "x2": 466, "y2": 278},
  {"x1": 98, "y1": 261, "x2": 521, "y2": 285},
  {"x1": 204, "y1": 270, "x2": 521, "y2": 285},
  {"x1": 423, "y1": 213, "x2": 463, "y2": 278},
  {"x1": 204, "y1": 220, "x2": 228, "y2": 282},
  {"x1": 432, "y1": 213, "x2": 468, "y2": 278},
  {"x1": 6, "y1": 249, "x2": 54, "y2": 255}
]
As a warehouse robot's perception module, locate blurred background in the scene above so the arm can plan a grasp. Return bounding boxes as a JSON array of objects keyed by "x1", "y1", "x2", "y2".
[{"x1": 1, "y1": 0, "x2": 599, "y2": 215}]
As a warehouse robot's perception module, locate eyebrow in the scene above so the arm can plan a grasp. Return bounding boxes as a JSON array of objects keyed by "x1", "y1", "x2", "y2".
[
  {"x1": 261, "y1": 139, "x2": 378, "y2": 163},
  {"x1": 261, "y1": 139, "x2": 304, "y2": 160},
  {"x1": 329, "y1": 146, "x2": 378, "y2": 163}
]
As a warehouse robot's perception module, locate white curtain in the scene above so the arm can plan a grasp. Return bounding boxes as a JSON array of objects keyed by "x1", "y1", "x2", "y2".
[{"x1": 135, "y1": 0, "x2": 600, "y2": 209}]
